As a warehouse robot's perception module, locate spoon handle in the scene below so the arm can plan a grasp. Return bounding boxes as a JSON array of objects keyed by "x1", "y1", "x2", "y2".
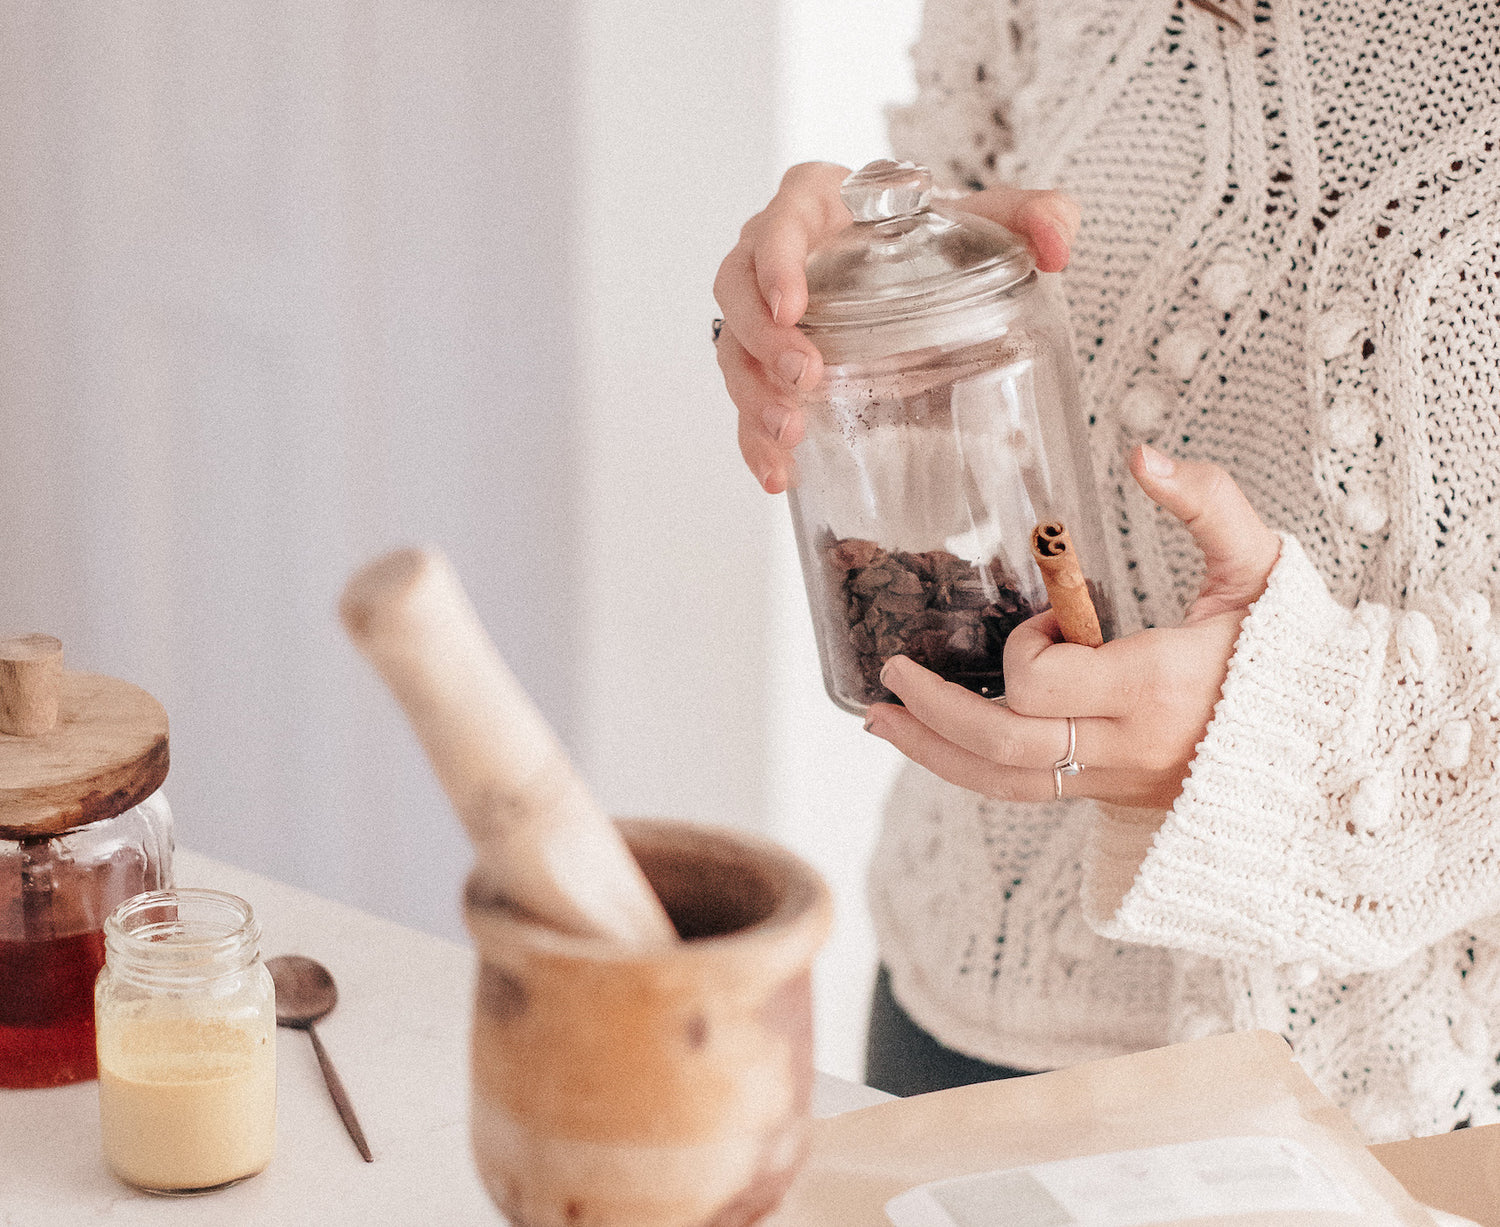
[{"x1": 307, "y1": 1022, "x2": 373, "y2": 1162}]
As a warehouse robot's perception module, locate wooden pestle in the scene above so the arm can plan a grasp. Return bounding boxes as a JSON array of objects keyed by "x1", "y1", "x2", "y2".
[{"x1": 340, "y1": 549, "x2": 677, "y2": 949}]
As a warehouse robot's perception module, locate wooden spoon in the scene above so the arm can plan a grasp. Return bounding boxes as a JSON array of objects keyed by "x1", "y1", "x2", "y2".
[{"x1": 339, "y1": 548, "x2": 676, "y2": 949}]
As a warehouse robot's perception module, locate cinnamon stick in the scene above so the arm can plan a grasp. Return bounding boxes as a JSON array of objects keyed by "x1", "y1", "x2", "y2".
[{"x1": 1030, "y1": 522, "x2": 1104, "y2": 648}]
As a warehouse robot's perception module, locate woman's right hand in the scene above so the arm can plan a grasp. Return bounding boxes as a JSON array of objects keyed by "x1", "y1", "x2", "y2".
[{"x1": 713, "y1": 162, "x2": 1083, "y2": 493}]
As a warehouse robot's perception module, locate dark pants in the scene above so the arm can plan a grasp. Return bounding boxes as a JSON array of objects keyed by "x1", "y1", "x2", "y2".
[{"x1": 864, "y1": 965, "x2": 1040, "y2": 1097}]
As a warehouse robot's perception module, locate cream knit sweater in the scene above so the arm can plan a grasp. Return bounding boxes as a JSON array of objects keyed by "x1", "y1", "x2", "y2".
[{"x1": 869, "y1": 0, "x2": 1500, "y2": 1142}]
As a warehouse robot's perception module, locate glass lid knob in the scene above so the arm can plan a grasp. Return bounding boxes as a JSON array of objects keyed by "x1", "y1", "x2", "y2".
[{"x1": 840, "y1": 159, "x2": 933, "y2": 222}]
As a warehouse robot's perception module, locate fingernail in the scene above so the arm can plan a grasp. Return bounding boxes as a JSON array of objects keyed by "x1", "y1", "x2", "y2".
[
  {"x1": 762, "y1": 406, "x2": 792, "y2": 442},
  {"x1": 777, "y1": 351, "x2": 808, "y2": 386},
  {"x1": 1140, "y1": 443, "x2": 1175, "y2": 479},
  {"x1": 879, "y1": 657, "x2": 899, "y2": 688},
  {"x1": 770, "y1": 290, "x2": 783, "y2": 325},
  {"x1": 756, "y1": 465, "x2": 775, "y2": 491}
]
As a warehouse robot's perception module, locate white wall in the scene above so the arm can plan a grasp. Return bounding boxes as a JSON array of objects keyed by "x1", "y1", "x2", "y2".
[
  {"x1": 569, "y1": 0, "x2": 921, "y2": 1080},
  {"x1": 0, "y1": 1, "x2": 524, "y2": 941},
  {"x1": 766, "y1": 0, "x2": 923, "y2": 1079},
  {"x1": 571, "y1": 0, "x2": 781, "y2": 847},
  {"x1": 0, "y1": 0, "x2": 922, "y2": 1085}
]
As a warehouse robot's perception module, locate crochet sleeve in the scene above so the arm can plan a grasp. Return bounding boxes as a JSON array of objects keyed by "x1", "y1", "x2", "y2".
[
  {"x1": 886, "y1": 0, "x2": 1033, "y2": 191},
  {"x1": 1081, "y1": 532, "x2": 1500, "y2": 976}
]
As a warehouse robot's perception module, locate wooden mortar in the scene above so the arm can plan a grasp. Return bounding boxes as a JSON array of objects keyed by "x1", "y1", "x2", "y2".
[{"x1": 465, "y1": 817, "x2": 833, "y2": 1227}]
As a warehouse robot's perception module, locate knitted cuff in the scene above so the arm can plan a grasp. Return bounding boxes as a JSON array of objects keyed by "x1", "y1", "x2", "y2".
[{"x1": 1081, "y1": 534, "x2": 1391, "y2": 969}]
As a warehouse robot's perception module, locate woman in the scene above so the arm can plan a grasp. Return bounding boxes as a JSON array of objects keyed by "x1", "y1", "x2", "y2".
[{"x1": 712, "y1": 0, "x2": 1500, "y2": 1141}]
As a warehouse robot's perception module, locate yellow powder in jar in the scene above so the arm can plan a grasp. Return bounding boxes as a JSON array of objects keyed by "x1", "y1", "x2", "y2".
[{"x1": 98, "y1": 1014, "x2": 276, "y2": 1192}]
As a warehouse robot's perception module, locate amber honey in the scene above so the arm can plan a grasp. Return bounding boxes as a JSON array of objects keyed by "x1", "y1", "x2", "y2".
[{"x1": 0, "y1": 929, "x2": 106, "y2": 1087}]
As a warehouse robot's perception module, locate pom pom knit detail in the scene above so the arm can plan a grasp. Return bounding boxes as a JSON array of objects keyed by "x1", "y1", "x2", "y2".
[
  {"x1": 1433, "y1": 720, "x2": 1474, "y2": 771},
  {"x1": 1325, "y1": 394, "x2": 1376, "y2": 452},
  {"x1": 1343, "y1": 486, "x2": 1389, "y2": 536},
  {"x1": 1160, "y1": 326, "x2": 1216, "y2": 381},
  {"x1": 1312, "y1": 309, "x2": 1366, "y2": 362},
  {"x1": 1349, "y1": 770, "x2": 1398, "y2": 833},
  {"x1": 1119, "y1": 381, "x2": 1173, "y2": 432},
  {"x1": 1200, "y1": 257, "x2": 1251, "y2": 312},
  {"x1": 1289, "y1": 960, "x2": 1321, "y2": 989},
  {"x1": 1397, "y1": 611, "x2": 1440, "y2": 676},
  {"x1": 1457, "y1": 591, "x2": 1492, "y2": 637}
]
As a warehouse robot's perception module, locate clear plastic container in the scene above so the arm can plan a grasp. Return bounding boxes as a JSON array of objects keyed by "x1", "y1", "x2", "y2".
[
  {"x1": 789, "y1": 160, "x2": 1118, "y2": 714},
  {"x1": 95, "y1": 888, "x2": 276, "y2": 1195},
  {"x1": 0, "y1": 792, "x2": 173, "y2": 1087}
]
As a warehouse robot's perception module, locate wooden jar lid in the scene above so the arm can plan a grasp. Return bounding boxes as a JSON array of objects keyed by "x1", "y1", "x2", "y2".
[{"x1": 0, "y1": 634, "x2": 170, "y2": 840}]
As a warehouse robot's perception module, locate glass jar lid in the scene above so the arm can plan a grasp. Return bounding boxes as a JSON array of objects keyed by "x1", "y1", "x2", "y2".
[{"x1": 800, "y1": 160, "x2": 1036, "y2": 357}]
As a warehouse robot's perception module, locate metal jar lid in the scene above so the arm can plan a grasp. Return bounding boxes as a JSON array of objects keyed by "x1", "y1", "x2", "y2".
[{"x1": 800, "y1": 160, "x2": 1037, "y2": 364}]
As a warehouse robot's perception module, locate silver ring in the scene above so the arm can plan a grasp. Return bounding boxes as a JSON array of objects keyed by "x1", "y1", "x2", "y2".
[
  {"x1": 712, "y1": 317, "x2": 725, "y2": 343},
  {"x1": 1052, "y1": 717, "x2": 1085, "y2": 801}
]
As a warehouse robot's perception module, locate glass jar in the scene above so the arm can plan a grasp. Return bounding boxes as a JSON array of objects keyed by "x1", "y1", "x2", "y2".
[
  {"x1": 789, "y1": 160, "x2": 1119, "y2": 714},
  {"x1": 95, "y1": 888, "x2": 277, "y2": 1195},
  {"x1": 0, "y1": 635, "x2": 174, "y2": 1087},
  {"x1": 0, "y1": 792, "x2": 174, "y2": 1087}
]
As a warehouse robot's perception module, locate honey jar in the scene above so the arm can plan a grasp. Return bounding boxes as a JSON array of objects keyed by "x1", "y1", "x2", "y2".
[{"x1": 0, "y1": 634, "x2": 173, "y2": 1087}]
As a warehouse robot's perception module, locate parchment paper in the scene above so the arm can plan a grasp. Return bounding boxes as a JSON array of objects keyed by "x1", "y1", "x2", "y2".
[{"x1": 766, "y1": 1030, "x2": 1446, "y2": 1226}]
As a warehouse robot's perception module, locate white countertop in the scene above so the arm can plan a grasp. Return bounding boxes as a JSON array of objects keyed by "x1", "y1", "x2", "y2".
[{"x1": 0, "y1": 849, "x2": 888, "y2": 1226}]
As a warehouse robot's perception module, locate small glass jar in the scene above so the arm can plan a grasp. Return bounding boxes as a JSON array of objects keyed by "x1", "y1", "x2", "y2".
[
  {"x1": 0, "y1": 793, "x2": 174, "y2": 1088},
  {"x1": 789, "y1": 160, "x2": 1120, "y2": 714},
  {"x1": 95, "y1": 888, "x2": 276, "y2": 1195}
]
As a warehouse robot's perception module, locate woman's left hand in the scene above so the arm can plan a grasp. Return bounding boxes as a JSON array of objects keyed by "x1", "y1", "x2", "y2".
[{"x1": 865, "y1": 445, "x2": 1283, "y2": 816}]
